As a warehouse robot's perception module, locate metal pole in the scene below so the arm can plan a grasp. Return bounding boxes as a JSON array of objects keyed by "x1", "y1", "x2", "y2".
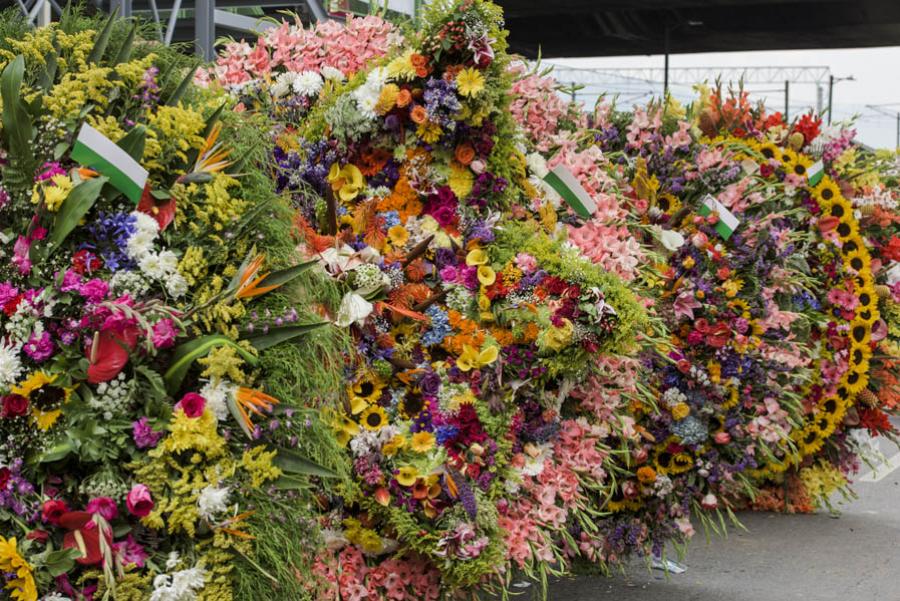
[
  {"x1": 195, "y1": 0, "x2": 214, "y2": 60},
  {"x1": 896, "y1": 113, "x2": 899, "y2": 150},
  {"x1": 827, "y1": 74, "x2": 834, "y2": 125},
  {"x1": 784, "y1": 80, "x2": 789, "y2": 122},
  {"x1": 816, "y1": 84, "x2": 823, "y2": 116},
  {"x1": 38, "y1": 0, "x2": 51, "y2": 25},
  {"x1": 663, "y1": 24, "x2": 670, "y2": 97}
]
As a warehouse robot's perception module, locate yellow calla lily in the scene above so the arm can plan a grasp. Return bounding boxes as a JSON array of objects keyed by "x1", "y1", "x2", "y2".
[
  {"x1": 396, "y1": 466, "x2": 419, "y2": 487},
  {"x1": 477, "y1": 265, "x2": 496, "y2": 286},
  {"x1": 457, "y1": 343, "x2": 499, "y2": 372},
  {"x1": 466, "y1": 248, "x2": 488, "y2": 266},
  {"x1": 327, "y1": 163, "x2": 365, "y2": 202}
]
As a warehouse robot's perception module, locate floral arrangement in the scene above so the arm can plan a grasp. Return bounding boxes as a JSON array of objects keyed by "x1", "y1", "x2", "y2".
[{"x1": 0, "y1": 10, "x2": 351, "y2": 601}]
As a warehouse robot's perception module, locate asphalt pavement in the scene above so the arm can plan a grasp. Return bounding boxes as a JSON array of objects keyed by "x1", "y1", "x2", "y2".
[{"x1": 543, "y1": 438, "x2": 900, "y2": 601}]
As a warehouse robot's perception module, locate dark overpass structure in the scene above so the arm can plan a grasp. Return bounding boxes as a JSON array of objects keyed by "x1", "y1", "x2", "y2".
[{"x1": 499, "y1": 0, "x2": 900, "y2": 57}]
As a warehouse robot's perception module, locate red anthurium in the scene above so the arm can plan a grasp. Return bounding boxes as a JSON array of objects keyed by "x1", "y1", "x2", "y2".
[
  {"x1": 137, "y1": 185, "x2": 176, "y2": 231},
  {"x1": 86, "y1": 325, "x2": 139, "y2": 384},
  {"x1": 59, "y1": 511, "x2": 111, "y2": 566}
]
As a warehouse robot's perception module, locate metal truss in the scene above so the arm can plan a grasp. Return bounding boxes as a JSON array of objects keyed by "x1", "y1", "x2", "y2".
[{"x1": 545, "y1": 65, "x2": 833, "y2": 86}]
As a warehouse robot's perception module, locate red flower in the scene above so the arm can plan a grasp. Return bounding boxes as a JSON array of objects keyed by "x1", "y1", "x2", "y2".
[
  {"x1": 85, "y1": 324, "x2": 139, "y2": 384},
  {"x1": 1, "y1": 393, "x2": 29, "y2": 418},
  {"x1": 2, "y1": 293, "x2": 23, "y2": 317},
  {"x1": 177, "y1": 392, "x2": 206, "y2": 418},
  {"x1": 137, "y1": 185, "x2": 176, "y2": 231},
  {"x1": 59, "y1": 511, "x2": 110, "y2": 565},
  {"x1": 126, "y1": 484, "x2": 154, "y2": 518},
  {"x1": 705, "y1": 323, "x2": 732, "y2": 348},
  {"x1": 42, "y1": 499, "x2": 70, "y2": 525},
  {"x1": 0, "y1": 467, "x2": 10, "y2": 491},
  {"x1": 794, "y1": 112, "x2": 822, "y2": 146},
  {"x1": 882, "y1": 236, "x2": 900, "y2": 262},
  {"x1": 71, "y1": 249, "x2": 103, "y2": 275},
  {"x1": 25, "y1": 529, "x2": 49, "y2": 544},
  {"x1": 859, "y1": 407, "x2": 894, "y2": 437}
]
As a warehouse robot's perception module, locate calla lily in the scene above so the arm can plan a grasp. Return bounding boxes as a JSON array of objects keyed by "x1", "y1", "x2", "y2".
[
  {"x1": 335, "y1": 292, "x2": 374, "y2": 328},
  {"x1": 457, "y1": 344, "x2": 499, "y2": 372},
  {"x1": 477, "y1": 265, "x2": 496, "y2": 286},
  {"x1": 466, "y1": 248, "x2": 488, "y2": 266},
  {"x1": 327, "y1": 163, "x2": 365, "y2": 202},
  {"x1": 396, "y1": 466, "x2": 418, "y2": 487},
  {"x1": 86, "y1": 325, "x2": 139, "y2": 384},
  {"x1": 59, "y1": 511, "x2": 111, "y2": 566}
]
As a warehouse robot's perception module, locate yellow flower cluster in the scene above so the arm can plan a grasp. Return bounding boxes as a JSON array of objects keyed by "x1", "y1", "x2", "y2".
[
  {"x1": 0, "y1": 26, "x2": 94, "y2": 72},
  {"x1": 115, "y1": 53, "x2": 157, "y2": 87},
  {"x1": 799, "y1": 461, "x2": 848, "y2": 508},
  {"x1": 43, "y1": 67, "x2": 114, "y2": 120},
  {"x1": 343, "y1": 517, "x2": 384, "y2": 553},
  {"x1": 145, "y1": 104, "x2": 206, "y2": 169},
  {"x1": 31, "y1": 174, "x2": 73, "y2": 212},
  {"x1": 241, "y1": 446, "x2": 283, "y2": 488},
  {"x1": 0, "y1": 536, "x2": 37, "y2": 601}
]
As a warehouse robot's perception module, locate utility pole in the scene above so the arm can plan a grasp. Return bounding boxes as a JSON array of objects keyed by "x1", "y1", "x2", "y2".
[
  {"x1": 828, "y1": 74, "x2": 834, "y2": 124},
  {"x1": 784, "y1": 80, "x2": 790, "y2": 122},
  {"x1": 816, "y1": 84, "x2": 824, "y2": 115},
  {"x1": 896, "y1": 113, "x2": 899, "y2": 150},
  {"x1": 663, "y1": 23, "x2": 670, "y2": 96}
]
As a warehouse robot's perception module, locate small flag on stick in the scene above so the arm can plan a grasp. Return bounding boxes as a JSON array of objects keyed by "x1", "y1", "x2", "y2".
[
  {"x1": 71, "y1": 124, "x2": 148, "y2": 204},
  {"x1": 698, "y1": 194, "x2": 740, "y2": 241},
  {"x1": 807, "y1": 160, "x2": 825, "y2": 186},
  {"x1": 543, "y1": 164, "x2": 596, "y2": 219}
]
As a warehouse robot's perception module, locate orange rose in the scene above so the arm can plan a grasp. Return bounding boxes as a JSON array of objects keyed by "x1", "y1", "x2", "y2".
[
  {"x1": 454, "y1": 143, "x2": 475, "y2": 166},
  {"x1": 410, "y1": 105, "x2": 428, "y2": 125},
  {"x1": 396, "y1": 89, "x2": 412, "y2": 108}
]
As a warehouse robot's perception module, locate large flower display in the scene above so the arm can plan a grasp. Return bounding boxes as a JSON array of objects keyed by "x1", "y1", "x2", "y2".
[{"x1": 0, "y1": 12, "x2": 350, "y2": 601}]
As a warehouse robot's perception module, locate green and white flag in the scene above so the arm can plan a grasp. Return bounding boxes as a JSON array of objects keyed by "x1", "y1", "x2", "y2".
[
  {"x1": 807, "y1": 160, "x2": 825, "y2": 186},
  {"x1": 698, "y1": 194, "x2": 740, "y2": 241},
  {"x1": 71, "y1": 124, "x2": 148, "y2": 203},
  {"x1": 543, "y1": 164, "x2": 596, "y2": 219}
]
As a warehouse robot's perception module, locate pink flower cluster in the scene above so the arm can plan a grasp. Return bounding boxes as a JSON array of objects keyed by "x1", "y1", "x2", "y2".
[
  {"x1": 213, "y1": 16, "x2": 398, "y2": 86},
  {"x1": 312, "y1": 546, "x2": 440, "y2": 601},
  {"x1": 508, "y1": 63, "x2": 583, "y2": 152}
]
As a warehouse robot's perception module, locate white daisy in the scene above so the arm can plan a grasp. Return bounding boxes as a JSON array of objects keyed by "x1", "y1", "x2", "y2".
[
  {"x1": 320, "y1": 65, "x2": 345, "y2": 82},
  {"x1": 165, "y1": 274, "x2": 188, "y2": 298},
  {"x1": 199, "y1": 379, "x2": 235, "y2": 421},
  {"x1": 138, "y1": 252, "x2": 166, "y2": 280}
]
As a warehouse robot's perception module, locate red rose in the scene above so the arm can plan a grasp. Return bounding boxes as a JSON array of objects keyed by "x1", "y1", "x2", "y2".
[
  {"x1": 0, "y1": 467, "x2": 10, "y2": 490},
  {"x1": 177, "y1": 392, "x2": 206, "y2": 418},
  {"x1": 1, "y1": 394, "x2": 29, "y2": 418},
  {"x1": 42, "y1": 499, "x2": 69, "y2": 525}
]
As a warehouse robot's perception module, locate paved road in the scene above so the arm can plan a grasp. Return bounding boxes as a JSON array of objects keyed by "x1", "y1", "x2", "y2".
[{"x1": 546, "y1": 443, "x2": 900, "y2": 601}]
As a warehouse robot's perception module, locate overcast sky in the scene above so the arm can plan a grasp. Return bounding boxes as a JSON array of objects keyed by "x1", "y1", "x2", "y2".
[{"x1": 548, "y1": 47, "x2": 900, "y2": 149}]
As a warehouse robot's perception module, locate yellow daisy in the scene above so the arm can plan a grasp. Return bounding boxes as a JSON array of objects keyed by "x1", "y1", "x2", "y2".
[
  {"x1": 410, "y1": 431, "x2": 436, "y2": 453},
  {"x1": 456, "y1": 67, "x2": 485, "y2": 97}
]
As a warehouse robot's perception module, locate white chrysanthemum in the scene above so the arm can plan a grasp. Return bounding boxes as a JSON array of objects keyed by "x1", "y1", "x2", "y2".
[
  {"x1": 353, "y1": 88, "x2": 379, "y2": 119},
  {"x1": 199, "y1": 379, "x2": 235, "y2": 421},
  {"x1": 197, "y1": 485, "x2": 230, "y2": 520},
  {"x1": 150, "y1": 567, "x2": 207, "y2": 601},
  {"x1": 132, "y1": 211, "x2": 160, "y2": 237},
  {"x1": 292, "y1": 70, "x2": 323, "y2": 97},
  {"x1": 157, "y1": 250, "x2": 179, "y2": 273},
  {"x1": 138, "y1": 252, "x2": 166, "y2": 279},
  {"x1": 271, "y1": 71, "x2": 297, "y2": 98},
  {"x1": 165, "y1": 273, "x2": 188, "y2": 298},
  {"x1": 0, "y1": 341, "x2": 23, "y2": 389},
  {"x1": 126, "y1": 229, "x2": 155, "y2": 260},
  {"x1": 39, "y1": 594, "x2": 73, "y2": 601},
  {"x1": 320, "y1": 65, "x2": 345, "y2": 82}
]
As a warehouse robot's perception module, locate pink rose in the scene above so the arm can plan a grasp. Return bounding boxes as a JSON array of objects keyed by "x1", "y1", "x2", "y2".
[
  {"x1": 691, "y1": 232, "x2": 708, "y2": 248},
  {"x1": 469, "y1": 160, "x2": 485, "y2": 174},
  {"x1": 713, "y1": 431, "x2": 732, "y2": 445},
  {"x1": 85, "y1": 496, "x2": 118, "y2": 521},
  {"x1": 126, "y1": 484, "x2": 154, "y2": 518},
  {"x1": 177, "y1": 392, "x2": 206, "y2": 418}
]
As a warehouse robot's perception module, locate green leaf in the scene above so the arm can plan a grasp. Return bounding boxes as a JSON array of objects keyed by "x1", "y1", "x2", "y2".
[
  {"x1": 271, "y1": 475, "x2": 313, "y2": 491},
  {"x1": 165, "y1": 65, "x2": 199, "y2": 106},
  {"x1": 257, "y1": 259, "x2": 317, "y2": 289},
  {"x1": 38, "y1": 439, "x2": 74, "y2": 463},
  {"x1": 112, "y1": 21, "x2": 138, "y2": 66},
  {"x1": 135, "y1": 365, "x2": 168, "y2": 401},
  {"x1": 163, "y1": 335, "x2": 258, "y2": 394},
  {"x1": 44, "y1": 548, "x2": 81, "y2": 577},
  {"x1": 87, "y1": 9, "x2": 118, "y2": 65},
  {"x1": 243, "y1": 322, "x2": 329, "y2": 351},
  {"x1": 46, "y1": 177, "x2": 107, "y2": 255},
  {"x1": 1, "y1": 55, "x2": 34, "y2": 167},
  {"x1": 273, "y1": 447, "x2": 338, "y2": 478},
  {"x1": 117, "y1": 124, "x2": 147, "y2": 161}
]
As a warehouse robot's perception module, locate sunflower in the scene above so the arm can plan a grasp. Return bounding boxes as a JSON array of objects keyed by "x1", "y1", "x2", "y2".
[
  {"x1": 758, "y1": 141, "x2": 783, "y2": 163},
  {"x1": 843, "y1": 248, "x2": 870, "y2": 274},
  {"x1": 11, "y1": 371, "x2": 71, "y2": 431},
  {"x1": 728, "y1": 299, "x2": 751, "y2": 319},
  {"x1": 817, "y1": 395, "x2": 844, "y2": 419},
  {"x1": 796, "y1": 424, "x2": 825, "y2": 457},
  {"x1": 848, "y1": 342, "x2": 873, "y2": 369},
  {"x1": 398, "y1": 390, "x2": 428, "y2": 420},
  {"x1": 656, "y1": 192, "x2": 682, "y2": 216},
  {"x1": 348, "y1": 373, "x2": 385, "y2": 413},
  {"x1": 823, "y1": 195, "x2": 853, "y2": 222},
  {"x1": 812, "y1": 178, "x2": 841, "y2": 205},
  {"x1": 783, "y1": 149, "x2": 812, "y2": 179},
  {"x1": 814, "y1": 412, "x2": 840, "y2": 439},
  {"x1": 834, "y1": 220, "x2": 860, "y2": 245},
  {"x1": 841, "y1": 362, "x2": 870, "y2": 395},
  {"x1": 360, "y1": 405, "x2": 388, "y2": 431},
  {"x1": 722, "y1": 386, "x2": 740, "y2": 409}
]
